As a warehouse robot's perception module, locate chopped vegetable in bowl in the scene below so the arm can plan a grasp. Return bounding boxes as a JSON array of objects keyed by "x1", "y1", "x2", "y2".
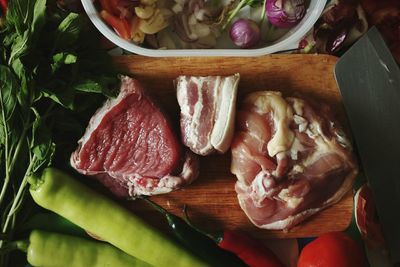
[{"x1": 95, "y1": 0, "x2": 310, "y2": 49}]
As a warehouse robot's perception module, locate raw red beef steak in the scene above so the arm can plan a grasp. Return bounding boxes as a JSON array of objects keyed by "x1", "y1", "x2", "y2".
[{"x1": 71, "y1": 76, "x2": 199, "y2": 197}]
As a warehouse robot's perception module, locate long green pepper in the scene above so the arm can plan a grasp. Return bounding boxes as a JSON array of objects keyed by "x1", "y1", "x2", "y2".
[
  {"x1": 28, "y1": 168, "x2": 209, "y2": 267},
  {"x1": 25, "y1": 230, "x2": 151, "y2": 267}
]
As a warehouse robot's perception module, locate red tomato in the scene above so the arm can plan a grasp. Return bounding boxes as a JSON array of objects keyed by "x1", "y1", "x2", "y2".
[
  {"x1": 100, "y1": 10, "x2": 131, "y2": 40},
  {"x1": 297, "y1": 232, "x2": 365, "y2": 267}
]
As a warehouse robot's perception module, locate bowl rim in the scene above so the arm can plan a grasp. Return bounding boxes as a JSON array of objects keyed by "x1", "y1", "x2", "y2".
[{"x1": 81, "y1": 0, "x2": 327, "y2": 57}]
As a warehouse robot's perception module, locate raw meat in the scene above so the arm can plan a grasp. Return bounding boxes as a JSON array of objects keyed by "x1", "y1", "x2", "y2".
[
  {"x1": 231, "y1": 91, "x2": 358, "y2": 230},
  {"x1": 176, "y1": 74, "x2": 240, "y2": 155},
  {"x1": 71, "y1": 76, "x2": 199, "y2": 197}
]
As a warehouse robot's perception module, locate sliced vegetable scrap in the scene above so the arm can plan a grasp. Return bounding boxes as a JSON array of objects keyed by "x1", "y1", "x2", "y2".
[
  {"x1": 97, "y1": 0, "x2": 171, "y2": 44},
  {"x1": 100, "y1": 10, "x2": 132, "y2": 40}
]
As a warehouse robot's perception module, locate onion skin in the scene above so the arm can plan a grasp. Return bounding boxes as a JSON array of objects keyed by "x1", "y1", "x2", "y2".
[
  {"x1": 229, "y1": 19, "x2": 260, "y2": 48},
  {"x1": 266, "y1": 0, "x2": 306, "y2": 28}
]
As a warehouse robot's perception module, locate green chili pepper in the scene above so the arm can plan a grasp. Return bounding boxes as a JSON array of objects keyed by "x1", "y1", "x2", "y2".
[
  {"x1": 21, "y1": 212, "x2": 87, "y2": 238},
  {"x1": 21, "y1": 230, "x2": 152, "y2": 267},
  {"x1": 28, "y1": 168, "x2": 209, "y2": 267},
  {"x1": 145, "y1": 198, "x2": 248, "y2": 267}
]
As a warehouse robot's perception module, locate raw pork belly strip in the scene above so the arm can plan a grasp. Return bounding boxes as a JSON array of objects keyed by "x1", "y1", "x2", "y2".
[
  {"x1": 71, "y1": 76, "x2": 199, "y2": 197},
  {"x1": 231, "y1": 91, "x2": 358, "y2": 230},
  {"x1": 176, "y1": 74, "x2": 240, "y2": 155}
]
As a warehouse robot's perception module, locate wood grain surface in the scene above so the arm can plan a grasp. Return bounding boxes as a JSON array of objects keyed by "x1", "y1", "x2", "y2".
[{"x1": 113, "y1": 54, "x2": 354, "y2": 239}]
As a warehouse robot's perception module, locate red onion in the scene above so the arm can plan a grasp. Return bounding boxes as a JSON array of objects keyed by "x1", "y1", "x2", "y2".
[
  {"x1": 229, "y1": 19, "x2": 260, "y2": 48},
  {"x1": 266, "y1": 0, "x2": 306, "y2": 28}
]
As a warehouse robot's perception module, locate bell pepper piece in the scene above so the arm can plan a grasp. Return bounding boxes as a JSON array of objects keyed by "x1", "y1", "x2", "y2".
[{"x1": 100, "y1": 10, "x2": 131, "y2": 40}]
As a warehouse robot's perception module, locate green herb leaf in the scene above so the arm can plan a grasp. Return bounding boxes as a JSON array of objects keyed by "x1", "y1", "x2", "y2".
[
  {"x1": 10, "y1": 57, "x2": 26, "y2": 80},
  {"x1": 9, "y1": 30, "x2": 31, "y2": 64},
  {"x1": 0, "y1": 2, "x2": 118, "y2": 264},
  {"x1": 16, "y1": 73, "x2": 30, "y2": 110},
  {"x1": 31, "y1": 0, "x2": 47, "y2": 37},
  {"x1": 31, "y1": 108, "x2": 56, "y2": 171},
  {"x1": 6, "y1": 0, "x2": 46, "y2": 64},
  {"x1": 6, "y1": 0, "x2": 46, "y2": 34},
  {"x1": 0, "y1": 65, "x2": 18, "y2": 124},
  {"x1": 42, "y1": 89, "x2": 75, "y2": 110},
  {"x1": 53, "y1": 13, "x2": 81, "y2": 51},
  {"x1": 6, "y1": 0, "x2": 36, "y2": 35},
  {"x1": 73, "y1": 79, "x2": 104, "y2": 94},
  {"x1": 32, "y1": 142, "x2": 56, "y2": 172},
  {"x1": 2, "y1": 32, "x2": 18, "y2": 47},
  {"x1": 51, "y1": 52, "x2": 77, "y2": 73}
]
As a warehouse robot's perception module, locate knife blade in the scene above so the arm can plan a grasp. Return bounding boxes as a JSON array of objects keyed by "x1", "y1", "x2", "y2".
[{"x1": 334, "y1": 26, "x2": 400, "y2": 264}]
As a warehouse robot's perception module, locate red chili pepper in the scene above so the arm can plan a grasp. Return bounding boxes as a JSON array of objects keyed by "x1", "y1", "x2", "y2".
[
  {"x1": 100, "y1": 10, "x2": 131, "y2": 40},
  {"x1": 0, "y1": 0, "x2": 8, "y2": 16},
  {"x1": 213, "y1": 230, "x2": 285, "y2": 267},
  {"x1": 182, "y1": 207, "x2": 284, "y2": 267}
]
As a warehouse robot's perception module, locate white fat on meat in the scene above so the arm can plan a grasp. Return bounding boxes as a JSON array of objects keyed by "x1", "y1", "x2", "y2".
[
  {"x1": 243, "y1": 91, "x2": 294, "y2": 158},
  {"x1": 176, "y1": 74, "x2": 239, "y2": 155},
  {"x1": 231, "y1": 91, "x2": 358, "y2": 230},
  {"x1": 125, "y1": 151, "x2": 199, "y2": 196}
]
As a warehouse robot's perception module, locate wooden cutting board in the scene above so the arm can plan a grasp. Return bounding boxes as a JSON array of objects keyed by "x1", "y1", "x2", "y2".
[{"x1": 113, "y1": 54, "x2": 354, "y2": 239}]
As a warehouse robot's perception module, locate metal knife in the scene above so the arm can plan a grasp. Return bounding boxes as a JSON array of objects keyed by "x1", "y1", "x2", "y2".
[{"x1": 335, "y1": 26, "x2": 400, "y2": 265}]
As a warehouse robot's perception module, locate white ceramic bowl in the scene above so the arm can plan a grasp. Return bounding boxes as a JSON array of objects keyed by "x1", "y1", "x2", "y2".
[{"x1": 81, "y1": 0, "x2": 327, "y2": 57}]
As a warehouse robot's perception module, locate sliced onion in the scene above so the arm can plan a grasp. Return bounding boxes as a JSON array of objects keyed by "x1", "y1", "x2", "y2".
[
  {"x1": 266, "y1": 0, "x2": 306, "y2": 28},
  {"x1": 229, "y1": 19, "x2": 260, "y2": 48},
  {"x1": 173, "y1": 14, "x2": 198, "y2": 43},
  {"x1": 187, "y1": 0, "x2": 204, "y2": 14},
  {"x1": 194, "y1": 8, "x2": 209, "y2": 22}
]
